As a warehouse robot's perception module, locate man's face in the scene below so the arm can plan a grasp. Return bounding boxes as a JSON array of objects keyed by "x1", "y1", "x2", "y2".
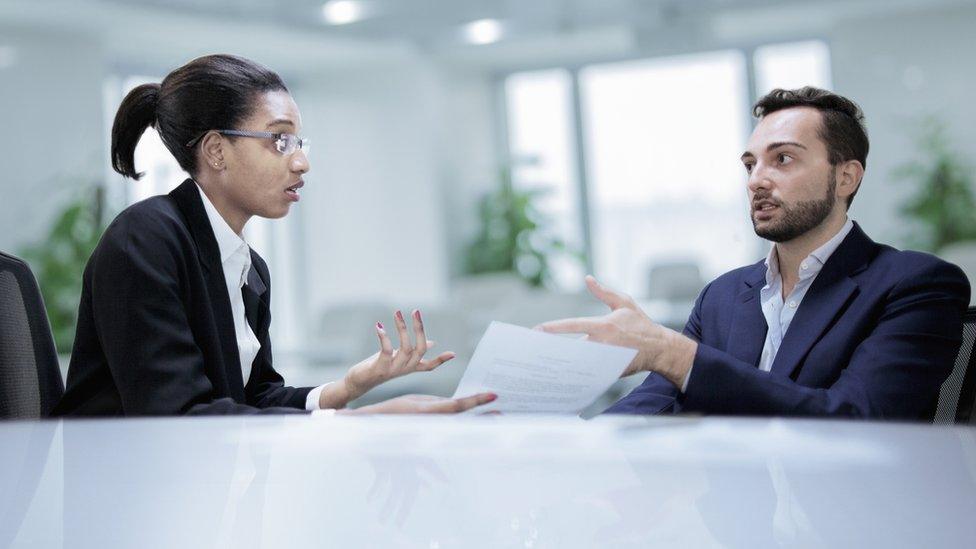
[{"x1": 741, "y1": 107, "x2": 839, "y2": 243}]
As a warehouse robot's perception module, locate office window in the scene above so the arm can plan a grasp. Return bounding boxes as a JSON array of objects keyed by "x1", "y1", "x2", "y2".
[
  {"x1": 754, "y1": 40, "x2": 832, "y2": 95},
  {"x1": 579, "y1": 51, "x2": 755, "y2": 298},
  {"x1": 504, "y1": 69, "x2": 585, "y2": 289},
  {"x1": 500, "y1": 40, "x2": 833, "y2": 300}
]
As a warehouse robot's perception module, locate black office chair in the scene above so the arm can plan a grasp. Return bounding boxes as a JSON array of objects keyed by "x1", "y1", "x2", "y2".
[
  {"x1": 934, "y1": 307, "x2": 976, "y2": 425},
  {"x1": 0, "y1": 251, "x2": 64, "y2": 419}
]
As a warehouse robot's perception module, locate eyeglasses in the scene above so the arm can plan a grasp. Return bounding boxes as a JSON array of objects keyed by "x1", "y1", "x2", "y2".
[{"x1": 185, "y1": 130, "x2": 309, "y2": 155}]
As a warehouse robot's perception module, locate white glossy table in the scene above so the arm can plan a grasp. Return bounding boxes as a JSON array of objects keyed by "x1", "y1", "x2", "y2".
[{"x1": 2, "y1": 415, "x2": 974, "y2": 548}]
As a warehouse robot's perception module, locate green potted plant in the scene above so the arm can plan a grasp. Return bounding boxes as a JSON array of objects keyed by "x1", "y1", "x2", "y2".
[
  {"x1": 20, "y1": 185, "x2": 106, "y2": 354},
  {"x1": 463, "y1": 168, "x2": 580, "y2": 287},
  {"x1": 895, "y1": 117, "x2": 976, "y2": 252}
]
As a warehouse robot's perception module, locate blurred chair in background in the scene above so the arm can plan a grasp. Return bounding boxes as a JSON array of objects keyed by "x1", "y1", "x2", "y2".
[
  {"x1": 646, "y1": 261, "x2": 706, "y2": 302},
  {"x1": 639, "y1": 260, "x2": 706, "y2": 330},
  {"x1": 316, "y1": 301, "x2": 394, "y2": 365},
  {"x1": 306, "y1": 273, "x2": 612, "y2": 404},
  {"x1": 307, "y1": 301, "x2": 480, "y2": 404},
  {"x1": 351, "y1": 306, "x2": 474, "y2": 405},
  {"x1": 450, "y1": 272, "x2": 531, "y2": 311},
  {"x1": 0, "y1": 251, "x2": 64, "y2": 419}
]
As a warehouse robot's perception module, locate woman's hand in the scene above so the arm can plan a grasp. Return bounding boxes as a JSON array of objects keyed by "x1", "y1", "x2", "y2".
[
  {"x1": 321, "y1": 310, "x2": 456, "y2": 408},
  {"x1": 344, "y1": 393, "x2": 497, "y2": 415}
]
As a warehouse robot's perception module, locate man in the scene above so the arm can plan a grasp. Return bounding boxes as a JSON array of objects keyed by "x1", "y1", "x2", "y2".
[{"x1": 539, "y1": 87, "x2": 970, "y2": 419}]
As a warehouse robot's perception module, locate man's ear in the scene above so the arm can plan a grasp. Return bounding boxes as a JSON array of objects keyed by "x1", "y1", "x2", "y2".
[
  {"x1": 836, "y1": 159, "x2": 864, "y2": 202},
  {"x1": 201, "y1": 131, "x2": 225, "y2": 171}
]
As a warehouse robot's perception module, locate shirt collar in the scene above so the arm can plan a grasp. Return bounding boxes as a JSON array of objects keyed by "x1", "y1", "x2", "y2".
[
  {"x1": 194, "y1": 181, "x2": 250, "y2": 265},
  {"x1": 764, "y1": 216, "x2": 854, "y2": 285},
  {"x1": 809, "y1": 216, "x2": 854, "y2": 266}
]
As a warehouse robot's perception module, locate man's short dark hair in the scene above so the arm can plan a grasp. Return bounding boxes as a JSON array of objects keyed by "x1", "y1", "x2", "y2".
[{"x1": 753, "y1": 87, "x2": 869, "y2": 207}]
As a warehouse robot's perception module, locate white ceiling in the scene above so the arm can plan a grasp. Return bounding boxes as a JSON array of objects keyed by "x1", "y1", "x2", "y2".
[
  {"x1": 83, "y1": 0, "x2": 976, "y2": 41},
  {"x1": 2, "y1": 0, "x2": 974, "y2": 74}
]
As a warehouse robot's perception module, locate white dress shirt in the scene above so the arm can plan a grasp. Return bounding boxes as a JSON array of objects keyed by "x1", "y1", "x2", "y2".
[
  {"x1": 680, "y1": 217, "x2": 854, "y2": 391},
  {"x1": 756, "y1": 217, "x2": 854, "y2": 373},
  {"x1": 195, "y1": 183, "x2": 327, "y2": 411}
]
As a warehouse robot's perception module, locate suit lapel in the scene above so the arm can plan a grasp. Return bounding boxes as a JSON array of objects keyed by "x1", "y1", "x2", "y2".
[
  {"x1": 726, "y1": 263, "x2": 768, "y2": 367},
  {"x1": 241, "y1": 254, "x2": 271, "y2": 390},
  {"x1": 169, "y1": 179, "x2": 246, "y2": 401},
  {"x1": 243, "y1": 263, "x2": 268, "y2": 336},
  {"x1": 769, "y1": 223, "x2": 874, "y2": 379}
]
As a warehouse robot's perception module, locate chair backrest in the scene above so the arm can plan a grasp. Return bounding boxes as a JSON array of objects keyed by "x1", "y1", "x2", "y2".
[
  {"x1": 0, "y1": 251, "x2": 64, "y2": 419},
  {"x1": 935, "y1": 242, "x2": 976, "y2": 306},
  {"x1": 646, "y1": 261, "x2": 705, "y2": 302},
  {"x1": 934, "y1": 307, "x2": 976, "y2": 425}
]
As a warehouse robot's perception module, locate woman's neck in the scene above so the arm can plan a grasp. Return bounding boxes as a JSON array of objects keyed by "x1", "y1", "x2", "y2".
[{"x1": 194, "y1": 177, "x2": 249, "y2": 235}]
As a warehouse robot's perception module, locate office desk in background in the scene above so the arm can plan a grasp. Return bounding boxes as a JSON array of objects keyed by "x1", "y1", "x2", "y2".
[{"x1": 1, "y1": 416, "x2": 974, "y2": 548}]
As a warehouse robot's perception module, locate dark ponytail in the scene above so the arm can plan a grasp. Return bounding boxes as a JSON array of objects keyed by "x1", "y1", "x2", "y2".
[
  {"x1": 109, "y1": 54, "x2": 288, "y2": 180},
  {"x1": 111, "y1": 83, "x2": 160, "y2": 180}
]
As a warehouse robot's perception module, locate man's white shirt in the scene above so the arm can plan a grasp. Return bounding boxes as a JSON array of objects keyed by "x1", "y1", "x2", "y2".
[
  {"x1": 756, "y1": 217, "x2": 854, "y2": 374},
  {"x1": 680, "y1": 217, "x2": 854, "y2": 391}
]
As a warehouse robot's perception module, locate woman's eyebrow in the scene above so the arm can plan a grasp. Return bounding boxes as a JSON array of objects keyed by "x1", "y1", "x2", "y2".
[{"x1": 265, "y1": 118, "x2": 295, "y2": 129}]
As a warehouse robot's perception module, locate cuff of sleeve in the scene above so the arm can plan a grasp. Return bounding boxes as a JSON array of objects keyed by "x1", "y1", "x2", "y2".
[
  {"x1": 305, "y1": 382, "x2": 333, "y2": 411},
  {"x1": 680, "y1": 363, "x2": 693, "y2": 393},
  {"x1": 311, "y1": 408, "x2": 337, "y2": 417}
]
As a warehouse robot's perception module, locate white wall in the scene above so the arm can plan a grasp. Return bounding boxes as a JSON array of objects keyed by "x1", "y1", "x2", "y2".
[
  {"x1": 432, "y1": 69, "x2": 500, "y2": 278},
  {"x1": 0, "y1": 27, "x2": 105, "y2": 255},
  {"x1": 294, "y1": 60, "x2": 497, "y2": 321}
]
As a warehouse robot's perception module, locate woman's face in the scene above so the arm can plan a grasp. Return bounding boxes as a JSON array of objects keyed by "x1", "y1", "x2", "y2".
[{"x1": 221, "y1": 90, "x2": 310, "y2": 220}]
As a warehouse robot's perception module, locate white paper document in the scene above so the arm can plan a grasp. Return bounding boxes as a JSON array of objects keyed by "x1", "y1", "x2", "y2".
[{"x1": 452, "y1": 321, "x2": 638, "y2": 414}]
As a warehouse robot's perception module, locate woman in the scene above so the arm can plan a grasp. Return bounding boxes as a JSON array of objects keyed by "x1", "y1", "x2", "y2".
[{"x1": 53, "y1": 54, "x2": 493, "y2": 416}]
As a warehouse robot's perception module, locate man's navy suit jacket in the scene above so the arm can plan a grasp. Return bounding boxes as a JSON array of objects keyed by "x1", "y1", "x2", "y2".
[{"x1": 605, "y1": 223, "x2": 971, "y2": 420}]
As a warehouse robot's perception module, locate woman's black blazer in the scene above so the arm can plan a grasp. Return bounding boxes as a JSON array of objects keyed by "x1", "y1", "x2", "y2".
[{"x1": 53, "y1": 179, "x2": 312, "y2": 416}]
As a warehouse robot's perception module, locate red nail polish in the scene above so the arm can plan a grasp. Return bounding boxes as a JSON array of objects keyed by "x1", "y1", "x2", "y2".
[
  {"x1": 487, "y1": 393, "x2": 497, "y2": 402},
  {"x1": 376, "y1": 322, "x2": 384, "y2": 330},
  {"x1": 395, "y1": 310, "x2": 404, "y2": 321}
]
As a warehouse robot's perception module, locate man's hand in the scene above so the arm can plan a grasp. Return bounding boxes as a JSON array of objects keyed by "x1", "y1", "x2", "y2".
[{"x1": 536, "y1": 276, "x2": 697, "y2": 387}]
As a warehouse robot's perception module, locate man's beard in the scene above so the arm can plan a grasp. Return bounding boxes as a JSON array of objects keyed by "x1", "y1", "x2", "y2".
[{"x1": 752, "y1": 171, "x2": 837, "y2": 243}]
